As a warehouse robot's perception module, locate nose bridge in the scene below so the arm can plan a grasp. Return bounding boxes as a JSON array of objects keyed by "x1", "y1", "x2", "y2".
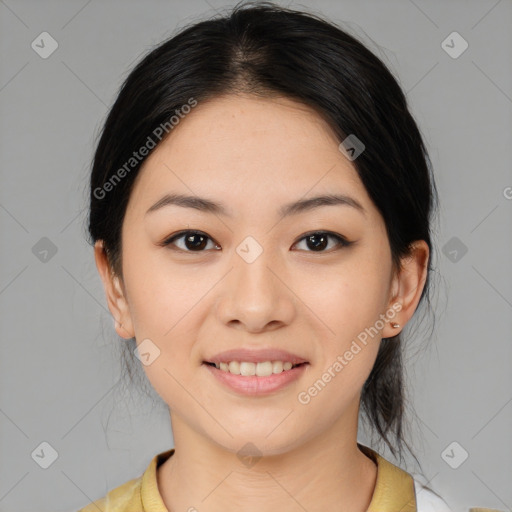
[
  {"x1": 215, "y1": 234, "x2": 294, "y2": 330},
  {"x1": 232, "y1": 234, "x2": 279, "y2": 299}
]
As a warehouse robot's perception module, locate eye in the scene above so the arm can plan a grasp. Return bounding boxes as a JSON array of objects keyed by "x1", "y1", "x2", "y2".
[
  {"x1": 292, "y1": 231, "x2": 352, "y2": 252},
  {"x1": 161, "y1": 230, "x2": 352, "y2": 253},
  {"x1": 161, "y1": 230, "x2": 221, "y2": 252}
]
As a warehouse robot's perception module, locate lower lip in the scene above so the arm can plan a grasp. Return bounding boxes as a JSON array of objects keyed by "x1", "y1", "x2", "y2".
[{"x1": 202, "y1": 363, "x2": 309, "y2": 396}]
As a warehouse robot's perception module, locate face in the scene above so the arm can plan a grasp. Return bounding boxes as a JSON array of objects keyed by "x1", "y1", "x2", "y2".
[{"x1": 96, "y1": 94, "x2": 426, "y2": 456}]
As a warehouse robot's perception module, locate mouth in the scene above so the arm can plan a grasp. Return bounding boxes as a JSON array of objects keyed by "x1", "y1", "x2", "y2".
[
  {"x1": 202, "y1": 360, "x2": 309, "y2": 375},
  {"x1": 203, "y1": 361, "x2": 308, "y2": 367},
  {"x1": 201, "y1": 360, "x2": 310, "y2": 395}
]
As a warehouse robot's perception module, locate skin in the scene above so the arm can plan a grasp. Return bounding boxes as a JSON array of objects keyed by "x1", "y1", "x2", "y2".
[{"x1": 95, "y1": 94, "x2": 429, "y2": 512}]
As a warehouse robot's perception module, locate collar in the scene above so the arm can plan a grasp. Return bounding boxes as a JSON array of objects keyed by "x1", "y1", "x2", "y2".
[{"x1": 357, "y1": 443, "x2": 416, "y2": 511}]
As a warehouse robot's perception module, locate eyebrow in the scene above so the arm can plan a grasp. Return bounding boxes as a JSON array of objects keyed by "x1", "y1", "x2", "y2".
[{"x1": 145, "y1": 193, "x2": 366, "y2": 218}]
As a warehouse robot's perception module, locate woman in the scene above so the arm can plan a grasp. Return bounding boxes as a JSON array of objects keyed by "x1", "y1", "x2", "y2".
[{"x1": 80, "y1": 2, "x2": 455, "y2": 510}]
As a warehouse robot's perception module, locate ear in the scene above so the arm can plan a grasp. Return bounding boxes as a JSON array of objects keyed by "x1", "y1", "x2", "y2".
[
  {"x1": 94, "y1": 240, "x2": 135, "y2": 339},
  {"x1": 381, "y1": 240, "x2": 430, "y2": 338}
]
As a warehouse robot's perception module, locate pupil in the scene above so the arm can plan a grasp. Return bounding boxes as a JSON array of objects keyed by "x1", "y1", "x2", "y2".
[
  {"x1": 186, "y1": 233, "x2": 207, "y2": 250},
  {"x1": 307, "y1": 233, "x2": 327, "y2": 251}
]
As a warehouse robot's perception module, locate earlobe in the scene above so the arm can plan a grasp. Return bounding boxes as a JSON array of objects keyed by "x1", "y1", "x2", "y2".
[
  {"x1": 94, "y1": 240, "x2": 135, "y2": 340},
  {"x1": 382, "y1": 240, "x2": 429, "y2": 338}
]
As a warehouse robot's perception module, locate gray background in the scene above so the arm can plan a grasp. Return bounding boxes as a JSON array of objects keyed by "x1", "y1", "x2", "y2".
[{"x1": 1, "y1": 0, "x2": 511, "y2": 511}]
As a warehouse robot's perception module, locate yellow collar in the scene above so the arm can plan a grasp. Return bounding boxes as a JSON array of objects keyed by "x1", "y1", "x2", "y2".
[
  {"x1": 357, "y1": 443, "x2": 416, "y2": 511},
  {"x1": 79, "y1": 444, "x2": 416, "y2": 511}
]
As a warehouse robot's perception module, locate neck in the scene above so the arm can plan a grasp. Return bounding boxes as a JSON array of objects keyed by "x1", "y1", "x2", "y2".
[{"x1": 157, "y1": 411, "x2": 377, "y2": 512}]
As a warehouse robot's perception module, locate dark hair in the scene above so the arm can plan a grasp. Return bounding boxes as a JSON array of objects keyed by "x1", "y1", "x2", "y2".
[{"x1": 87, "y1": 0, "x2": 439, "y2": 468}]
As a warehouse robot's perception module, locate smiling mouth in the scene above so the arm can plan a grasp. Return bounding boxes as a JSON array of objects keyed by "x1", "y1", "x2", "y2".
[
  {"x1": 202, "y1": 361, "x2": 309, "y2": 376},
  {"x1": 203, "y1": 362, "x2": 307, "y2": 368}
]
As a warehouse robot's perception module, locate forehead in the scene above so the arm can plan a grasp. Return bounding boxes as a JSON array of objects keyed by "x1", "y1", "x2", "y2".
[{"x1": 127, "y1": 94, "x2": 372, "y2": 219}]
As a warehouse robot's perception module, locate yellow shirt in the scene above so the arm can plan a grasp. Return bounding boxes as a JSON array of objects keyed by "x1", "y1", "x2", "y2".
[{"x1": 77, "y1": 443, "x2": 419, "y2": 511}]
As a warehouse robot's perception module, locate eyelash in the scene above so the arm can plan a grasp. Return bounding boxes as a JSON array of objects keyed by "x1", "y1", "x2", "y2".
[{"x1": 160, "y1": 230, "x2": 353, "y2": 253}]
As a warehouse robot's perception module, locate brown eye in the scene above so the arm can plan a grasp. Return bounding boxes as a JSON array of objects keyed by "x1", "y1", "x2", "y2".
[
  {"x1": 293, "y1": 231, "x2": 352, "y2": 252},
  {"x1": 162, "y1": 231, "x2": 220, "y2": 252}
]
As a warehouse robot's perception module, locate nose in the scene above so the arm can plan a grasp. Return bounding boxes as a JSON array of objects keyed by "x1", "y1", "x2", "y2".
[{"x1": 215, "y1": 244, "x2": 296, "y2": 333}]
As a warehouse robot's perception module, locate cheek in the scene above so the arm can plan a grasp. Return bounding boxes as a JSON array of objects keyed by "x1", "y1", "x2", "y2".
[
  {"x1": 295, "y1": 248, "x2": 390, "y2": 393},
  {"x1": 299, "y1": 280, "x2": 383, "y2": 410},
  {"x1": 121, "y1": 239, "x2": 197, "y2": 335},
  {"x1": 120, "y1": 242, "x2": 210, "y2": 377},
  {"x1": 298, "y1": 255, "x2": 390, "y2": 338}
]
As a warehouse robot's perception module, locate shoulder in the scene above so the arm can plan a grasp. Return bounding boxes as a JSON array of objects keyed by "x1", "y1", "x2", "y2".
[
  {"x1": 76, "y1": 449, "x2": 173, "y2": 512},
  {"x1": 413, "y1": 478, "x2": 453, "y2": 512},
  {"x1": 76, "y1": 475, "x2": 143, "y2": 512}
]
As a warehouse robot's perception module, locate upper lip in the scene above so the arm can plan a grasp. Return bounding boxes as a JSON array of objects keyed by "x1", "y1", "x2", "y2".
[{"x1": 203, "y1": 348, "x2": 309, "y2": 365}]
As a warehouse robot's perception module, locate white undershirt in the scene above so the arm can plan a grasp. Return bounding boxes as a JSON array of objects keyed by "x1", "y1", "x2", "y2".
[{"x1": 414, "y1": 478, "x2": 453, "y2": 512}]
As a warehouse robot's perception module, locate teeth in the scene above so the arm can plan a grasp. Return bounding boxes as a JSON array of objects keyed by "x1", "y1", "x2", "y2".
[{"x1": 214, "y1": 360, "x2": 298, "y2": 376}]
